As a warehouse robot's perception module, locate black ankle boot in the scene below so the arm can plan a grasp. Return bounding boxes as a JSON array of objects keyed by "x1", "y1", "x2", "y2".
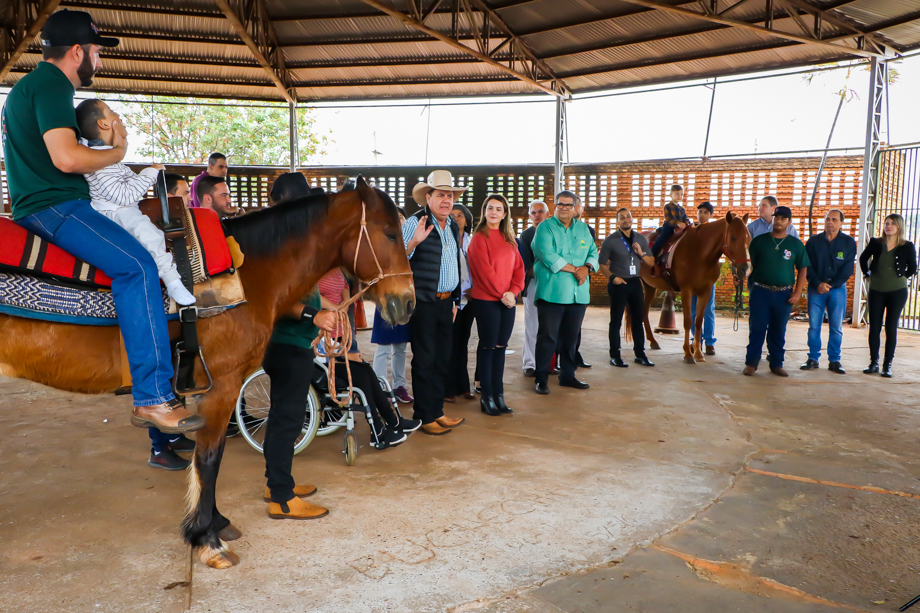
[
  {"x1": 881, "y1": 360, "x2": 893, "y2": 378},
  {"x1": 863, "y1": 360, "x2": 879, "y2": 374},
  {"x1": 480, "y1": 396, "x2": 500, "y2": 416},
  {"x1": 493, "y1": 395, "x2": 513, "y2": 414}
]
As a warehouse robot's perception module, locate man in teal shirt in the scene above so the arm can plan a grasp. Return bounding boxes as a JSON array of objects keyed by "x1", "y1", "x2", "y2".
[{"x1": 532, "y1": 190, "x2": 599, "y2": 394}]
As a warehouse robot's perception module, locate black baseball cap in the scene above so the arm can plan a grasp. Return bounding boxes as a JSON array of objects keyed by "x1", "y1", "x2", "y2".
[
  {"x1": 697, "y1": 201, "x2": 714, "y2": 213},
  {"x1": 41, "y1": 10, "x2": 119, "y2": 48},
  {"x1": 773, "y1": 206, "x2": 792, "y2": 219}
]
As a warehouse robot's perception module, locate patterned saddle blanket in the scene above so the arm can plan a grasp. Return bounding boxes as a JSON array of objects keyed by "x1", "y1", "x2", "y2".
[{"x1": 0, "y1": 208, "x2": 245, "y2": 325}]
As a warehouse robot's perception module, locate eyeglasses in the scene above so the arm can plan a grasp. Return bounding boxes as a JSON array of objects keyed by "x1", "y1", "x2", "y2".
[{"x1": 555, "y1": 203, "x2": 575, "y2": 208}]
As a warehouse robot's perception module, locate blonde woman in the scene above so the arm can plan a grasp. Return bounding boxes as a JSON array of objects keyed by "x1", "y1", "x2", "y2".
[
  {"x1": 859, "y1": 214, "x2": 917, "y2": 377},
  {"x1": 467, "y1": 194, "x2": 525, "y2": 416}
]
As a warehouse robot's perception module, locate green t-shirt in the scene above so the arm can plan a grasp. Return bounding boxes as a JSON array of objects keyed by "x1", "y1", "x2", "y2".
[
  {"x1": 869, "y1": 247, "x2": 909, "y2": 292},
  {"x1": 749, "y1": 232, "x2": 810, "y2": 287},
  {"x1": 1, "y1": 62, "x2": 91, "y2": 221},
  {"x1": 269, "y1": 290, "x2": 322, "y2": 349}
]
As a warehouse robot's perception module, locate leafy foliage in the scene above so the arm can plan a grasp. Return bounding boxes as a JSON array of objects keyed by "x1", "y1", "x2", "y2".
[{"x1": 116, "y1": 97, "x2": 329, "y2": 165}]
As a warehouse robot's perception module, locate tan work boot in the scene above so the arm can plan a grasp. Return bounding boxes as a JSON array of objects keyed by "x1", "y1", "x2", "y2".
[
  {"x1": 267, "y1": 496, "x2": 329, "y2": 520},
  {"x1": 420, "y1": 422, "x2": 451, "y2": 435},
  {"x1": 742, "y1": 365, "x2": 756, "y2": 376},
  {"x1": 263, "y1": 484, "x2": 317, "y2": 503},
  {"x1": 435, "y1": 415, "x2": 465, "y2": 428},
  {"x1": 131, "y1": 398, "x2": 205, "y2": 433}
]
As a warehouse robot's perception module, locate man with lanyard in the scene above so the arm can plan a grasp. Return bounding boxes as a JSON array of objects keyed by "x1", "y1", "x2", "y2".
[
  {"x1": 1, "y1": 10, "x2": 203, "y2": 434},
  {"x1": 743, "y1": 206, "x2": 809, "y2": 377},
  {"x1": 531, "y1": 190, "x2": 599, "y2": 394},
  {"x1": 690, "y1": 201, "x2": 718, "y2": 356},
  {"x1": 403, "y1": 170, "x2": 467, "y2": 435},
  {"x1": 518, "y1": 199, "x2": 549, "y2": 377},
  {"x1": 189, "y1": 152, "x2": 228, "y2": 208},
  {"x1": 801, "y1": 209, "x2": 856, "y2": 374},
  {"x1": 599, "y1": 208, "x2": 656, "y2": 368}
]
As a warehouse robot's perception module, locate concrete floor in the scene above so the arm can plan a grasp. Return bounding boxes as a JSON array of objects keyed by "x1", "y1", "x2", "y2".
[{"x1": 1, "y1": 306, "x2": 919, "y2": 612}]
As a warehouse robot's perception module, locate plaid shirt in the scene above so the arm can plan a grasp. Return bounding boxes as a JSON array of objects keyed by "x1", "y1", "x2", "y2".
[
  {"x1": 662, "y1": 202, "x2": 690, "y2": 227},
  {"x1": 402, "y1": 214, "x2": 460, "y2": 293}
]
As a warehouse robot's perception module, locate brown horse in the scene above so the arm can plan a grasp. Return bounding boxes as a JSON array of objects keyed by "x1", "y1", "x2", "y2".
[
  {"x1": 0, "y1": 177, "x2": 415, "y2": 569},
  {"x1": 639, "y1": 212, "x2": 750, "y2": 363}
]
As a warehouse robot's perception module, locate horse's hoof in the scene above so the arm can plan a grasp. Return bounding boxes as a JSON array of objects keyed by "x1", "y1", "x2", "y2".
[
  {"x1": 683, "y1": 356, "x2": 696, "y2": 364},
  {"x1": 694, "y1": 355, "x2": 705, "y2": 363},
  {"x1": 218, "y1": 524, "x2": 242, "y2": 542},
  {"x1": 200, "y1": 546, "x2": 241, "y2": 569},
  {"x1": 650, "y1": 342, "x2": 661, "y2": 350}
]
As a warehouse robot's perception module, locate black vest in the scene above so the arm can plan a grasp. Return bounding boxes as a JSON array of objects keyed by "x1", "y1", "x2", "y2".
[{"x1": 409, "y1": 207, "x2": 462, "y2": 303}]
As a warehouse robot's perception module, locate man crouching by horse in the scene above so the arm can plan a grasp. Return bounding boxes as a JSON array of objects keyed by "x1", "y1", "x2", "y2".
[{"x1": 0, "y1": 10, "x2": 204, "y2": 434}]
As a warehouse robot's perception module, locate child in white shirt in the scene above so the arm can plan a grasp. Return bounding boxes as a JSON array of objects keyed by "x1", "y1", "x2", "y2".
[{"x1": 75, "y1": 99, "x2": 195, "y2": 306}]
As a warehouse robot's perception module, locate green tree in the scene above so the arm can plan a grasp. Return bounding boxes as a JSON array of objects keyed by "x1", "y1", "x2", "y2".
[{"x1": 117, "y1": 96, "x2": 329, "y2": 166}]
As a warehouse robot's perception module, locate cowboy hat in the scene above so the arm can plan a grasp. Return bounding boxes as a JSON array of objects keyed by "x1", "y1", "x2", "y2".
[{"x1": 412, "y1": 170, "x2": 467, "y2": 206}]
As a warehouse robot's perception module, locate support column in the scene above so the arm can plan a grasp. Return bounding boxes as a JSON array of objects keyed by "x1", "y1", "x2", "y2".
[
  {"x1": 553, "y1": 96, "x2": 566, "y2": 198},
  {"x1": 288, "y1": 96, "x2": 299, "y2": 172},
  {"x1": 852, "y1": 57, "x2": 886, "y2": 327}
]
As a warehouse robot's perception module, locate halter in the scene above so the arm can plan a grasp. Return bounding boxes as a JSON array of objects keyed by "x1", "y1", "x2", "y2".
[{"x1": 313, "y1": 201, "x2": 413, "y2": 406}]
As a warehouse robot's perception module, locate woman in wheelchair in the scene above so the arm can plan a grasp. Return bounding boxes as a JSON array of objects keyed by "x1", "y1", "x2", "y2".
[{"x1": 316, "y1": 270, "x2": 421, "y2": 448}]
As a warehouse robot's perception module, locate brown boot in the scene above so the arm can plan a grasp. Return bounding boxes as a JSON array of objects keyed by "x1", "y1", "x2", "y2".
[
  {"x1": 267, "y1": 496, "x2": 329, "y2": 520},
  {"x1": 742, "y1": 365, "x2": 756, "y2": 376},
  {"x1": 770, "y1": 366, "x2": 789, "y2": 377},
  {"x1": 705, "y1": 345, "x2": 716, "y2": 356},
  {"x1": 131, "y1": 398, "x2": 205, "y2": 433},
  {"x1": 263, "y1": 484, "x2": 317, "y2": 503},
  {"x1": 435, "y1": 415, "x2": 465, "y2": 428},
  {"x1": 420, "y1": 422, "x2": 451, "y2": 435}
]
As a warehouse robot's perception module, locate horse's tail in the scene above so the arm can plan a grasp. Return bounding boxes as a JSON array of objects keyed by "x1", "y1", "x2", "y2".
[{"x1": 624, "y1": 310, "x2": 632, "y2": 343}]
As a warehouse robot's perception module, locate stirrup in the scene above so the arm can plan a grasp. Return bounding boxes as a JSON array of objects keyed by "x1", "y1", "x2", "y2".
[{"x1": 172, "y1": 306, "x2": 213, "y2": 396}]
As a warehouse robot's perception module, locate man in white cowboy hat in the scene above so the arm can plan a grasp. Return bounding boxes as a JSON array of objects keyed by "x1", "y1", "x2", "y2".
[{"x1": 401, "y1": 170, "x2": 468, "y2": 435}]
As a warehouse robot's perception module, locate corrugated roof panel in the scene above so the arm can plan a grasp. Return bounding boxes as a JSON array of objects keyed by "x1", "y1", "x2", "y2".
[
  {"x1": 282, "y1": 39, "x2": 508, "y2": 65},
  {"x1": 290, "y1": 60, "x2": 510, "y2": 86},
  {"x1": 295, "y1": 79, "x2": 539, "y2": 100}
]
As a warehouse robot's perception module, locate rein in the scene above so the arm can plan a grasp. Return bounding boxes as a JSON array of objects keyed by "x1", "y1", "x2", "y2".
[
  {"x1": 719, "y1": 221, "x2": 748, "y2": 332},
  {"x1": 312, "y1": 201, "x2": 413, "y2": 407}
]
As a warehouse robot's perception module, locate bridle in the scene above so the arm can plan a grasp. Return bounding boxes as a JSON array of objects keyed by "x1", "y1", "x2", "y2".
[
  {"x1": 313, "y1": 200, "x2": 413, "y2": 406},
  {"x1": 720, "y1": 219, "x2": 750, "y2": 331}
]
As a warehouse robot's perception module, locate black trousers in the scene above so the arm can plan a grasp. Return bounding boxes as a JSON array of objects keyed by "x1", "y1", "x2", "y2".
[
  {"x1": 473, "y1": 298, "x2": 516, "y2": 398},
  {"x1": 262, "y1": 341, "x2": 315, "y2": 504},
  {"x1": 607, "y1": 277, "x2": 646, "y2": 358},
  {"x1": 410, "y1": 299, "x2": 454, "y2": 424},
  {"x1": 333, "y1": 359, "x2": 397, "y2": 428},
  {"x1": 535, "y1": 301, "x2": 587, "y2": 385},
  {"x1": 868, "y1": 287, "x2": 908, "y2": 362},
  {"x1": 446, "y1": 303, "x2": 475, "y2": 397}
]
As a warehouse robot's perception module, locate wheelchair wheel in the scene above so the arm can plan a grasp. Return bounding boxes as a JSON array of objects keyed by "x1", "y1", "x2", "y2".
[
  {"x1": 344, "y1": 430, "x2": 357, "y2": 466},
  {"x1": 235, "y1": 368, "x2": 320, "y2": 455}
]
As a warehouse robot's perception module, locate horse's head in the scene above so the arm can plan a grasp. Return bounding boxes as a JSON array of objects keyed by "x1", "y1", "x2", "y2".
[
  {"x1": 336, "y1": 176, "x2": 415, "y2": 325},
  {"x1": 723, "y1": 211, "x2": 751, "y2": 280}
]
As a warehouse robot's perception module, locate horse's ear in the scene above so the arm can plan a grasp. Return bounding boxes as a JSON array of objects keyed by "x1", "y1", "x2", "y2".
[
  {"x1": 742, "y1": 213, "x2": 750, "y2": 224},
  {"x1": 725, "y1": 211, "x2": 734, "y2": 222},
  {"x1": 355, "y1": 175, "x2": 375, "y2": 201}
]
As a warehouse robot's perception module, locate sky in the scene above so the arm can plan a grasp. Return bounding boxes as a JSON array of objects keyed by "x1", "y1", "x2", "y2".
[{"x1": 1, "y1": 54, "x2": 919, "y2": 168}]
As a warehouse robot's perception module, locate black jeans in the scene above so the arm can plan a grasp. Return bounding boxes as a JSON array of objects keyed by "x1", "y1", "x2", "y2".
[
  {"x1": 262, "y1": 341, "x2": 315, "y2": 504},
  {"x1": 535, "y1": 301, "x2": 588, "y2": 385},
  {"x1": 868, "y1": 287, "x2": 908, "y2": 362},
  {"x1": 607, "y1": 277, "x2": 646, "y2": 358},
  {"x1": 410, "y1": 299, "x2": 454, "y2": 424},
  {"x1": 446, "y1": 304, "x2": 475, "y2": 397},
  {"x1": 473, "y1": 298, "x2": 516, "y2": 398},
  {"x1": 333, "y1": 359, "x2": 397, "y2": 428}
]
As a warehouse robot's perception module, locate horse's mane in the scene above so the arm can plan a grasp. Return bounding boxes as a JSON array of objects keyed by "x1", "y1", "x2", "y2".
[{"x1": 223, "y1": 192, "x2": 331, "y2": 257}]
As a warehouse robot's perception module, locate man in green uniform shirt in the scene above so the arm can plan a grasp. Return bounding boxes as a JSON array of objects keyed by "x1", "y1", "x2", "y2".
[
  {"x1": 531, "y1": 190, "x2": 599, "y2": 394},
  {"x1": 743, "y1": 206, "x2": 810, "y2": 377}
]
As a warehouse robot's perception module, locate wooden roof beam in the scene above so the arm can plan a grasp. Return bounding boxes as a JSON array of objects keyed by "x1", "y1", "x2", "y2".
[
  {"x1": 214, "y1": 0, "x2": 293, "y2": 103},
  {"x1": 1, "y1": 0, "x2": 62, "y2": 83},
  {"x1": 357, "y1": 0, "x2": 563, "y2": 97},
  {"x1": 616, "y1": 0, "x2": 883, "y2": 59}
]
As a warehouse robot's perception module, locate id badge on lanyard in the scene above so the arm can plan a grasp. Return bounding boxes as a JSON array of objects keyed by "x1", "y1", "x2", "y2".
[{"x1": 620, "y1": 232, "x2": 637, "y2": 276}]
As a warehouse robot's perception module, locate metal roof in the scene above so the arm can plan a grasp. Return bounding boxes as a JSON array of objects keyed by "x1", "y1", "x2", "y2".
[{"x1": 1, "y1": 0, "x2": 918, "y2": 102}]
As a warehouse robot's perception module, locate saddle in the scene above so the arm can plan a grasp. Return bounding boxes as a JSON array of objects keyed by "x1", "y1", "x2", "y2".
[{"x1": 645, "y1": 225, "x2": 687, "y2": 291}]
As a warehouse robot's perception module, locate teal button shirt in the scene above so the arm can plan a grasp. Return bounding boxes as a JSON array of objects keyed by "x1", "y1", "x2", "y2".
[{"x1": 532, "y1": 216, "x2": 599, "y2": 305}]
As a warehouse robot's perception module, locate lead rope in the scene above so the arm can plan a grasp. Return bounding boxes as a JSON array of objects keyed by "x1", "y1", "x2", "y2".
[{"x1": 312, "y1": 202, "x2": 413, "y2": 407}]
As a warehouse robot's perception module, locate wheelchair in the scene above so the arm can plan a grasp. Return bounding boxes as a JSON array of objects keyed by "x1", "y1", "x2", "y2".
[{"x1": 234, "y1": 357, "x2": 405, "y2": 466}]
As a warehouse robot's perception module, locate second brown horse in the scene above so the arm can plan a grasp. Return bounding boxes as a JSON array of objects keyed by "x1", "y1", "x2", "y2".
[{"x1": 639, "y1": 212, "x2": 750, "y2": 363}]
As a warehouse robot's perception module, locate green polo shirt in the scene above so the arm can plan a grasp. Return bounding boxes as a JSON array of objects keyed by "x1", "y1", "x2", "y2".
[
  {"x1": 532, "y1": 216, "x2": 599, "y2": 305},
  {"x1": 269, "y1": 291, "x2": 322, "y2": 349},
  {"x1": 749, "y1": 233, "x2": 809, "y2": 287},
  {"x1": 1, "y1": 62, "x2": 91, "y2": 220}
]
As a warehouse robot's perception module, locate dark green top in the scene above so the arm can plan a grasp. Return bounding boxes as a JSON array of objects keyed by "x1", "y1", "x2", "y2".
[
  {"x1": 870, "y1": 247, "x2": 908, "y2": 292},
  {"x1": 269, "y1": 290, "x2": 321, "y2": 349},
  {"x1": 1, "y1": 62, "x2": 91, "y2": 221},
  {"x1": 749, "y1": 232, "x2": 810, "y2": 287}
]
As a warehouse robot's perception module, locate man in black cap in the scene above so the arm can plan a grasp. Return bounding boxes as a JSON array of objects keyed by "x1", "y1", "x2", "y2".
[
  {"x1": 743, "y1": 205, "x2": 809, "y2": 377},
  {"x1": 1, "y1": 10, "x2": 204, "y2": 434}
]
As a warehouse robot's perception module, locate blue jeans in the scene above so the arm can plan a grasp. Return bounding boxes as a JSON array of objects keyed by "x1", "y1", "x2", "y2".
[
  {"x1": 17, "y1": 200, "x2": 175, "y2": 407},
  {"x1": 149, "y1": 428, "x2": 173, "y2": 453},
  {"x1": 651, "y1": 223, "x2": 677, "y2": 255},
  {"x1": 690, "y1": 287, "x2": 717, "y2": 346},
  {"x1": 807, "y1": 285, "x2": 846, "y2": 362},
  {"x1": 745, "y1": 284, "x2": 792, "y2": 368}
]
